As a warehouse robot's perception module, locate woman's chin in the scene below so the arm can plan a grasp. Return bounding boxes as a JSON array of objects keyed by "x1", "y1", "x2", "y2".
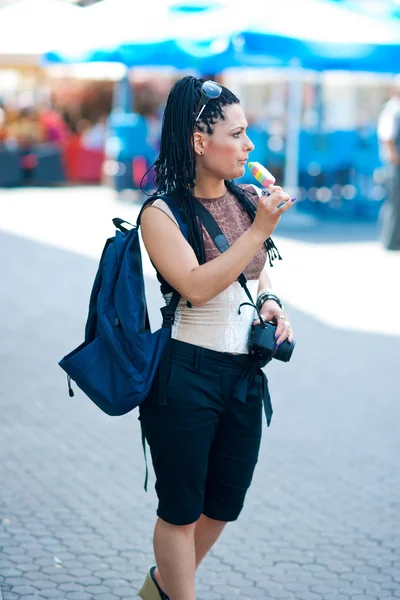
[
  {"x1": 228, "y1": 165, "x2": 246, "y2": 180},
  {"x1": 236, "y1": 165, "x2": 246, "y2": 178}
]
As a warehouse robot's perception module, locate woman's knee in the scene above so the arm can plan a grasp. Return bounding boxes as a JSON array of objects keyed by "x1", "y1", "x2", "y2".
[
  {"x1": 157, "y1": 516, "x2": 198, "y2": 535},
  {"x1": 198, "y1": 513, "x2": 228, "y2": 527},
  {"x1": 157, "y1": 501, "x2": 204, "y2": 527}
]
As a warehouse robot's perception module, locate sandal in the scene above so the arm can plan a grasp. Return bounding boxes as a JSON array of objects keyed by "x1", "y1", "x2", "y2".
[{"x1": 138, "y1": 566, "x2": 170, "y2": 600}]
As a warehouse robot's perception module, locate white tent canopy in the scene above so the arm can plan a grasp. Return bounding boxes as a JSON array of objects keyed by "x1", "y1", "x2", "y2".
[{"x1": 0, "y1": 0, "x2": 81, "y2": 62}]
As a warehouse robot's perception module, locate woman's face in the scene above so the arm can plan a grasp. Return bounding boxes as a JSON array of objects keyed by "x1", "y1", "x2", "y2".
[{"x1": 195, "y1": 103, "x2": 255, "y2": 181}]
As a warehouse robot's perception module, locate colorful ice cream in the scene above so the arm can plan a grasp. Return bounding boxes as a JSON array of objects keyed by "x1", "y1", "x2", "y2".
[{"x1": 248, "y1": 162, "x2": 275, "y2": 187}]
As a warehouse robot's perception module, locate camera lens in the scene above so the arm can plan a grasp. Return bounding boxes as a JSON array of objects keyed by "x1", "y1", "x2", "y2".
[{"x1": 275, "y1": 339, "x2": 296, "y2": 362}]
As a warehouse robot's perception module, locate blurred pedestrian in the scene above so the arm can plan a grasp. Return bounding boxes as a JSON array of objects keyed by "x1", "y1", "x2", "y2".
[
  {"x1": 6, "y1": 107, "x2": 44, "y2": 148},
  {"x1": 80, "y1": 115, "x2": 107, "y2": 150},
  {"x1": 0, "y1": 101, "x2": 5, "y2": 144},
  {"x1": 38, "y1": 104, "x2": 69, "y2": 144},
  {"x1": 134, "y1": 82, "x2": 164, "y2": 151},
  {"x1": 377, "y1": 81, "x2": 400, "y2": 250},
  {"x1": 138, "y1": 75, "x2": 295, "y2": 600},
  {"x1": 5, "y1": 107, "x2": 44, "y2": 182}
]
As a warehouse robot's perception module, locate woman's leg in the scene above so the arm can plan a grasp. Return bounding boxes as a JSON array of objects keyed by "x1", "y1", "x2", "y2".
[
  {"x1": 142, "y1": 344, "x2": 230, "y2": 597},
  {"x1": 154, "y1": 514, "x2": 227, "y2": 595},
  {"x1": 153, "y1": 517, "x2": 197, "y2": 600},
  {"x1": 194, "y1": 514, "x2": 227, "y2": 568}
]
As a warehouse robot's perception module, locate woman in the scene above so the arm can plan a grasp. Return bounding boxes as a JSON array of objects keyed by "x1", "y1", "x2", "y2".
[{"x1": 138, "y1": 76, "x2": 295, "y2": 600}]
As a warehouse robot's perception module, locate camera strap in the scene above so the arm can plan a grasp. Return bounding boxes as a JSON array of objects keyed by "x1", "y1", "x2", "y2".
[{"x1": 194, "y1": 200, "x2": 258, "y2": 313}]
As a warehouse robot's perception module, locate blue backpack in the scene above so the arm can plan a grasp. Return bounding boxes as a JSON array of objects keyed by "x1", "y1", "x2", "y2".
[{"x1": 58, "y1": 195, "x2": 187, "y2": 418}]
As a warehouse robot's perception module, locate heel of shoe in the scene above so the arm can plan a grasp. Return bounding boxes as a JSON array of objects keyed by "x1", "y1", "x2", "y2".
[{"x1": 138, "y1": 570, "x2": 159, "y2": 600}]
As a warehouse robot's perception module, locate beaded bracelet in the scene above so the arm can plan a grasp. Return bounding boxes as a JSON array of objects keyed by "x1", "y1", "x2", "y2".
[
  {"x1": 257, "y1": 288, "x2": 274, "y2": 300},
  {"x1": 256, "y1": 291, "x2": 283, "y2": 312}
]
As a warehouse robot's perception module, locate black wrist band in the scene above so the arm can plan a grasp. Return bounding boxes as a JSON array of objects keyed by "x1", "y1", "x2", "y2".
[{"x1": 256, "y1": 293, "x2": 283, "y2": 311}]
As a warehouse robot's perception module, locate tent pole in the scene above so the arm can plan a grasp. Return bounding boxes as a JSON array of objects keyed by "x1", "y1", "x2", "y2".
[
  {"x1": 284, "y1": 58, "x2": 303, "y2": 197},
  {"x1": 112, "y1": 67, "x2": 132, "y2": 114}
]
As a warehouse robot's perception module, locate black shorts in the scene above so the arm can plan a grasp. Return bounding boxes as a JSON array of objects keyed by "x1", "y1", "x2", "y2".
[{"x1": 139, "y1": 339, "x2": 271, "y2": 526}]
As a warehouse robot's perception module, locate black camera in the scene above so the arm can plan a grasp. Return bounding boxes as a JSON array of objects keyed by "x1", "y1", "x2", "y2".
[{"x1": 249, "y1": 320, "x2": 295, "y2": 366}]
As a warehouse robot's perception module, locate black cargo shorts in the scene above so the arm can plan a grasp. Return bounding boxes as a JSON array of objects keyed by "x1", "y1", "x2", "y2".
[{"x1": 139, "y1": 339, "x2": 272, "y2": 526}]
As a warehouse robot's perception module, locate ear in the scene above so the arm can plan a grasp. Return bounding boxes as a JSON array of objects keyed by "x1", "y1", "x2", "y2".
[{"x1": 193, "y1": 131, "x2": 206, "y2": 156}]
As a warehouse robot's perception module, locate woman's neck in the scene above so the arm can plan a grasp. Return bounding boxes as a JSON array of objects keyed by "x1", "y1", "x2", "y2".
[{"x1": 193, "y1": 177, "x2": 227, "y2": 199}]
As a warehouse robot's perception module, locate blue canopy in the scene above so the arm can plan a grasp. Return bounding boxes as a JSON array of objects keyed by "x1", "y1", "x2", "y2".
[
  {"x1": 44, "y1": 0, "x2": 246, "y2": 72},
  {"x1": 238, "y1": 0, "x2": 400, "y2": 72},
  {"x1": 43, "y1": 0, "x2": 400, "y2": 73}
]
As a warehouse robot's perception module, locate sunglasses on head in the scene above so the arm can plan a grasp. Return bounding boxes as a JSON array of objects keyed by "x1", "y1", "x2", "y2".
[{"x1": 194, "y1": 80, "x2": 222, "y2": 122}]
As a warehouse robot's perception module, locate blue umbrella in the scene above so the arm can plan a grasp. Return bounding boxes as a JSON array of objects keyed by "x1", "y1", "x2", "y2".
[
  {"x1": 238, "y1": 0, "x2": 400, "y2": 73},
  {"x1": 44, "y1": 0, "x2": 400, "y2": 73},
  {"x1": 44, "y1": 0, "x2": 252, "y2": 72}
]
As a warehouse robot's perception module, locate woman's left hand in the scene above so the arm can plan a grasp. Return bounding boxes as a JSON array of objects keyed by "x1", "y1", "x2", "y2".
[{"x1": 253, "y1": 300, "x2": 293, "y2": 346}]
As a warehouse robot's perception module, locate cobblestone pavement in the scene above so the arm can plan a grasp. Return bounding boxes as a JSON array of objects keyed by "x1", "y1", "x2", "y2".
[{"x1": 1, "y1": 188, "x2": 400, "y2": 600}]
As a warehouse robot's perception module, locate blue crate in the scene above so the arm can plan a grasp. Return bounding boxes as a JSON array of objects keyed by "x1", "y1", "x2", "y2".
[{"x1": 0, "y1": 148, "x2": 22, "y2": 186}]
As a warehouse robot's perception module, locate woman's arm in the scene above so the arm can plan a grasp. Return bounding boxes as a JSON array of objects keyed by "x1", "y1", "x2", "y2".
[
  {"x1": 257, "y1": 265, "x2": 273, "y2": 294},
  {"x1": 141, "y1": 206, "x2": 266, "y2": 306},
  {"x1": 256, "y1": 264, "x2": 293, "y2": 344},
  {"x1": 141, "y1": 184, "x2": 293, "y2": 306}
]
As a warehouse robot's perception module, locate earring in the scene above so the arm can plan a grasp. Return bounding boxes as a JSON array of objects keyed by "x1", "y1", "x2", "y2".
[{"x1": 200, "y1": 151, "x2": 204, "y2": 155}]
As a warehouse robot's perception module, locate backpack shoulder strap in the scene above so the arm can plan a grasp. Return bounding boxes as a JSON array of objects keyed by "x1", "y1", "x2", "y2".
[
  {"x1": 194, "y1": 200, "x2": 255, "y2": 308},
  {"x1": 136, "y1": 194, "x2": 189, "y2": 242}
]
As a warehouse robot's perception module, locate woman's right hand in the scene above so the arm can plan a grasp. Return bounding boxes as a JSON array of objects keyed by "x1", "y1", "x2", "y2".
[{"x1": 251, "y1": 185, "x2": 295, "y2": 240}]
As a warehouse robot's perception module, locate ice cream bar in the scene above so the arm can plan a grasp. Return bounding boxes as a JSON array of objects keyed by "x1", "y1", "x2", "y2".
[{"x1": 248, "y1": 162, "x2": 275, "y2": 187}]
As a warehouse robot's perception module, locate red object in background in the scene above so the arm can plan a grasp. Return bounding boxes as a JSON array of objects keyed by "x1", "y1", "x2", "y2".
[
  {"x1": 132, "y1": 156, "x2": 148, "y2": 188},
  {"x1": 20, "y1": 153, "x2": 38, "y2": 169},
  {"x1": 40, "y1": 110, "x2": 69, "y2": 144},
  {"x1": 63, "y1": 135, "x2": 105, "y2": 183},
  {"x1": 63, "y1": 135, "x2": 81, "y2": 180}
]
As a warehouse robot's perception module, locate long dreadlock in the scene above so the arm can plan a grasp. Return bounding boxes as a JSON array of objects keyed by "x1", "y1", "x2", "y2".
[{"x1": 152, "y1": 75, "x2": 281, "y2": 267}]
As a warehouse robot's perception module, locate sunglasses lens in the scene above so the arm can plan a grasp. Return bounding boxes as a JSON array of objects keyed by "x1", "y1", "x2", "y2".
[
  {"x1": 195, "y1": 81, "x2": 222, "y2": 122},
  {"x1": 202, "y1": 81, "x2": 222, "y2": 99}
]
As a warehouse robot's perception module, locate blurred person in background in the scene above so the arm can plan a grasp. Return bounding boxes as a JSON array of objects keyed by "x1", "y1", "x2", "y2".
[
  {"x1": 5, "y1": 107, "x2": 44, "y2": 148},
  {"x1": 38, "y1": 103, "x2": 70, "y2": 144},
  {"x1": 5, "y1": 107, "x2": 45, "y2": 181},
  {"x1": 80, "y1": 115, "x2": 107, "y2": 151},
  {"x1": 0, "y1": 101, "x2": 5, "y2": 144},
  {"x1": 134, "y1": 81, "x2": 165, "y2": 152},
  {"x1": 377, "y1": 80, "x2": 400, "y2": 251}
]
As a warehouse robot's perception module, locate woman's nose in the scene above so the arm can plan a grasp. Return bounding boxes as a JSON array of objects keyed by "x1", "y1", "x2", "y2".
[{"x1": 245, "y1": 135, "x2": 255, "y2": 151}]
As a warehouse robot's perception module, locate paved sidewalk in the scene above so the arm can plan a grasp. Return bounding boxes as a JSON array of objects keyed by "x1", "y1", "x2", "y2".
[{"x1": 1, "y1": 187, "x2": 399, "y2": 600}]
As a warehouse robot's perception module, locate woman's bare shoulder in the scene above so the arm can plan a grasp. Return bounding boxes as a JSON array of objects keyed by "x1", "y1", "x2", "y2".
[{"x1": 141, "y1": 199, "x2": 180, "y2": 228}]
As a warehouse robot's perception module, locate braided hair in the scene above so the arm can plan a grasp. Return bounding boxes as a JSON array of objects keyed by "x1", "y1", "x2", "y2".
[{"x1": 153, "y1": 75, "x2": 281, "y2": 267}]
